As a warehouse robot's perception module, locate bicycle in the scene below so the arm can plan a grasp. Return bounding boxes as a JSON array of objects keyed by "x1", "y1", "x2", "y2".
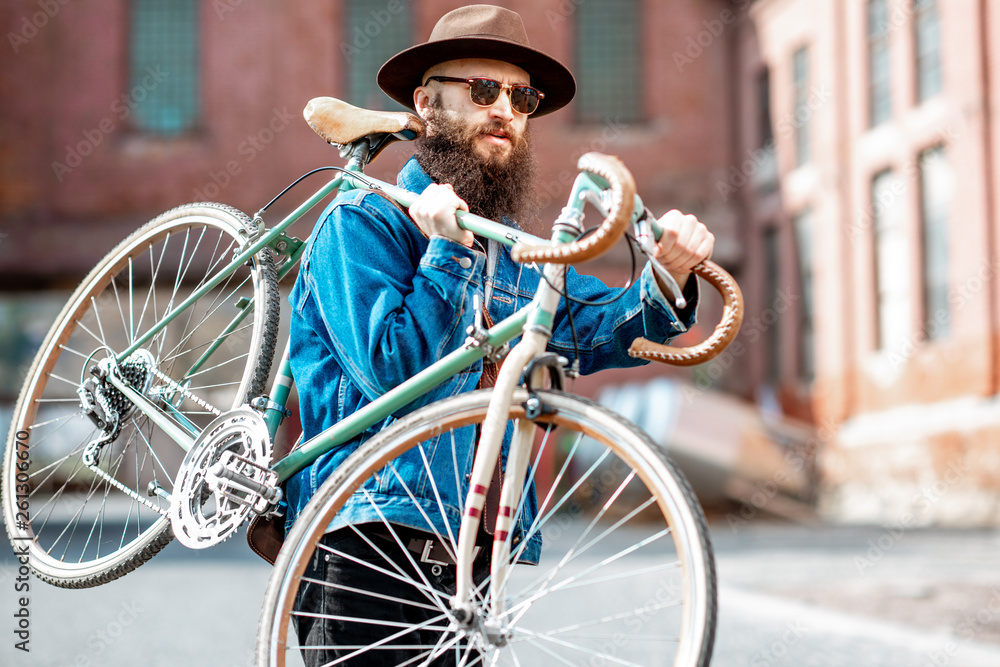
[{"x1": 3, "y1": 96, "x2": 742, "y2": 666}]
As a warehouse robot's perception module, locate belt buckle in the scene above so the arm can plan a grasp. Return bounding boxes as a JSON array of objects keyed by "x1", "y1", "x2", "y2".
[
  {"x1": 420, "y1": 539, "x2": 451, "y2": 566},
  {"x1": 417, "y1": 539, "x2": 480, "y2": 566}
]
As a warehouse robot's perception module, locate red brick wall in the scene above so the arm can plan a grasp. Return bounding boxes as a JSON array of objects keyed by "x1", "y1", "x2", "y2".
[{"x1": 0, "y1": 0, "x2": 740, "y2": 286}]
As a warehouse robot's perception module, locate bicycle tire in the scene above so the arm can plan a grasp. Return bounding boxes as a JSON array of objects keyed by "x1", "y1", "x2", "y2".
[
  {"x1": 2, "y1": 202, "x2": 280, "y2": 588},
  {"x1": 257, "y1": 389, "x2": 716, "y2": 667}
]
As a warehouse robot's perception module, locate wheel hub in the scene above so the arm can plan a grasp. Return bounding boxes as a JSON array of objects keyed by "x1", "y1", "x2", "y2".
[{"x1": 77, "y1": 349, "x2": 155, "y2": 435}]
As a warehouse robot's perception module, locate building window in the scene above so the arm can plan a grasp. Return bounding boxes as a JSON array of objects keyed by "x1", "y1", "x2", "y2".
[
  {"x1": 872, "y1": 169, "x2": 911, "y2": 351},
  {"x1": 794, "y1": 209, "x2": 815, "y2": 382},
  {"x1": 759, "y1": 68, "x2": 774, "y2": 147},
  {"x1": 919, "y1": 145, "x2": 952, "y2": 339},
  {"x1": 792, "y1": 46, "x2": 810, "y2": 167},
  {"x1": 754, "y1": 68, "x2": 779, "y2": 192},
  {"x1": 129, "y1": 0, "x2": 200, "y2": 136},
  {"x1": 763, "y1": 227, "x2": 781, "y2": 383},
  {"x1": 914, "y1": 0, "x2": 942, "y2": 102},
  {"x1": 575, "y1": 0, "x2": 641, "y2": 123},
  {"x1": 344, "y1": 0, "x2": 412, "y2": 110},
  {"x1": 867, "y1": 0, "x2": 892, "y2": 127}
]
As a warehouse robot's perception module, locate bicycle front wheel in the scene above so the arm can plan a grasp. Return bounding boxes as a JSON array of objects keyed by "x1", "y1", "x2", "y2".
[
  {"x1": 258, "y1": 389, "x2": 716, "y2": 667},
  {"x1": 3, "y1": 203, "x2": 279, "y2": 588}
]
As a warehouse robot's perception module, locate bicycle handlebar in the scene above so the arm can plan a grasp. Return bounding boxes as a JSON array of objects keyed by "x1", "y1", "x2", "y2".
[
  {"x1": 510, "y1": 152, "x2": 635, "y2": 264},
  {"x1": 509, "y1": 151, "x2": 744, "y2": 367},
  {"x1": 629, "y1": 260, "x2": 744, "y2": 366}
]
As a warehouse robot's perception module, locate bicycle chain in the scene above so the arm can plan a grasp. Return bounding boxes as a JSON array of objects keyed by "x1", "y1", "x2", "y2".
[
  {"x1": 79, "y1": 363, "x2": 224, "y2": 519},
  {"x1": 150, "y1": 367, "x2": 223, "y2": 417},
  {"x1": 83, "y1": 373, "x2": 168, "y2": 517},
  {"x1": 85, "y1": 461, "x2": 169, "y2": 517}
]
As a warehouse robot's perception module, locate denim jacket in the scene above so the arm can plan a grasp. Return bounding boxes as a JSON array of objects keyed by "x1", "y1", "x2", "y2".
[{"x1": 285, "y1": 156, "x2": 698, "y2": 563}]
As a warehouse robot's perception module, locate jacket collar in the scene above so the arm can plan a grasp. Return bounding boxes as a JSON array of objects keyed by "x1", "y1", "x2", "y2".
[{"x1": 398, "y1": 156, "x2": 433, "y2": 194}]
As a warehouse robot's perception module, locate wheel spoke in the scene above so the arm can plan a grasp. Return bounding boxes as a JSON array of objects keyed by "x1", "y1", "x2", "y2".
[
  {"x1": 5, "y1": 205, "x2": 276, "y2": 586},
  {"x1": 260, "y1": 391, "x2": 715, "y2": 666}
]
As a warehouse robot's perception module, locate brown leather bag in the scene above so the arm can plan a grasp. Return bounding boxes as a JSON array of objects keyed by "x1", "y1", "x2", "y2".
[{"x1": 247, "y1": 512, "x2": 284, "y2": 565}]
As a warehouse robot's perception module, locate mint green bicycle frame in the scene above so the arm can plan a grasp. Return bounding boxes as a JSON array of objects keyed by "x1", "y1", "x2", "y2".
[{"x1": 104, "y1": 155, "x2": 651, "y2": 487}]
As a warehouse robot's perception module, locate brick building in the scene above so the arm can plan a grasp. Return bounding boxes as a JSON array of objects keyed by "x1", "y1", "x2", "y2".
[
  {"x1": 0, "y1": 0, "x2": 740, "y2": 282},
  {"x1": 0, "y1": 0, "x2": 745, "y2": 485},
  {"x1": 2, "y1": 0, "x2": 998, "y2": 524},
  {"x1": 731, "y1": 0, "x2": 1000, "y2": 525}
]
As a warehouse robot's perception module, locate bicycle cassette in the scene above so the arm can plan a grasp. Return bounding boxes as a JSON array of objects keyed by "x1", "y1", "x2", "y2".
[{"x1": 169, "y1": 407, "x2": 278, "y2": 549}]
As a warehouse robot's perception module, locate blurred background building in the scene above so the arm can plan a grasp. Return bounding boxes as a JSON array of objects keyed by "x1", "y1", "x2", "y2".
[{"x1": 1, "y1": 0, "x2": 997, "y2": 525}]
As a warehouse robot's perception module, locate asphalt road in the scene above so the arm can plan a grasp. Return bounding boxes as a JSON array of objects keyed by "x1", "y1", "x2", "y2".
[{"x1": 3, "y1": 521, "x2": 1000, "y2": 666}]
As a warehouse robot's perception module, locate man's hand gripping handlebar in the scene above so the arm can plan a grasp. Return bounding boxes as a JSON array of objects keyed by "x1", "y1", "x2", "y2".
[
  {"x1": 301, "y1": 95, "x2": 743, "y2": 367},
  {"x1": 512, "y1": 152, "x2": 744, "y2": 367}
]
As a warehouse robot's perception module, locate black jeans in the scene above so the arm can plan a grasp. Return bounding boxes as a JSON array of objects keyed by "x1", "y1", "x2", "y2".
[{"x1": 293, "y1": 524, "x2": 490, "y2": 666}]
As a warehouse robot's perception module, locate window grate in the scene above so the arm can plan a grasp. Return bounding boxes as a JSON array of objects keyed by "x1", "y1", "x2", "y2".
[
  {"x1": 129, "y1": 0, "x2": 200, "y2": 136},
  {"x1": 574, "y1": 0, "x2": 641, "y2": 124},
  {"x1": 344, "y1": 0, "x2": 412, "y2": 111}
]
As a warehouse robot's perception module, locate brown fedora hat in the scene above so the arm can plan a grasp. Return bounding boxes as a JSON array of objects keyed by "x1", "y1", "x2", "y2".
[{"x1": 377, "y1": 5, "x2": 575, "y2": 118}]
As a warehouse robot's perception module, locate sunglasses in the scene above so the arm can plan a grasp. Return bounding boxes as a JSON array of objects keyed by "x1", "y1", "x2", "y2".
[{"x1": 423, "y1": 76, "x2": 545, "y2": 115}]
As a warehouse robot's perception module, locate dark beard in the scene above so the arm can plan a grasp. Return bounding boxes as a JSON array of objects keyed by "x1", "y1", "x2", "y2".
[{"x1": 414, "y1": 102, "x2": 537, "y2": 228}]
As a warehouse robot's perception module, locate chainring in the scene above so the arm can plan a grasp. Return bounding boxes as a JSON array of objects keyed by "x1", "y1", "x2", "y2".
[{"x1": 169, "y1": 407, "x2": 274, "y2": 549}]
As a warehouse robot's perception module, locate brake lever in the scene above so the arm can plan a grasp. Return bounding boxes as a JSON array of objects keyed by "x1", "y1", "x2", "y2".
[{"x1": 634, "y1": 214, "x2": 686, "y2": 309}]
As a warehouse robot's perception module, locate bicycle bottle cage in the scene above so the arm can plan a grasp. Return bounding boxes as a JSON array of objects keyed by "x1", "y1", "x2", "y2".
[{"x1": 303, "y1": 96, "x2": 423, "y2": 164}]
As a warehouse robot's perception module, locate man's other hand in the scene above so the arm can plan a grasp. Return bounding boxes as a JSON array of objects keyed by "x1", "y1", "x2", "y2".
[{"x1": 654, "y1": 210, "x2": 715, "y2": 294}]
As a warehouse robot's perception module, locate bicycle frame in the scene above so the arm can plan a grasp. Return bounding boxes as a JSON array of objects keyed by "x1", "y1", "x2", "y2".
[
  {"x1": 100, "y1": 151, "x2": 624, "y2": 615},
  {"x1": 105, "y1": 151, "x2": 623, "y2": 490}
]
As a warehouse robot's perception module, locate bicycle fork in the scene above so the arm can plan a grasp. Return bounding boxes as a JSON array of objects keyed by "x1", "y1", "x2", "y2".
[{"x1": 451, "y1": 261, "x2": 565, "y2": 626}]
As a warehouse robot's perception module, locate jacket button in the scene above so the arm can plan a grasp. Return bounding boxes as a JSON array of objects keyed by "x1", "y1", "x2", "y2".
[{"x1": 458, "y1": 257, "x2": 472, "y2": 269}]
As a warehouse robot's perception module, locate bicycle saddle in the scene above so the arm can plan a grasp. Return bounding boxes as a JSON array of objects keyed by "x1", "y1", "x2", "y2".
[{"x1": 303, "y1": 97, "x2": 423, "y2": 162}]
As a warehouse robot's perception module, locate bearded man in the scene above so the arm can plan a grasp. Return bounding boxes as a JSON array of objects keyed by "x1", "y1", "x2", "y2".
[{"x1": 284, "y1": 5, "x2": 714, "y2": 664}]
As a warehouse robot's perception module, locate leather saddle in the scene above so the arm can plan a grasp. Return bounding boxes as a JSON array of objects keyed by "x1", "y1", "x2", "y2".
[{"x1": 303, "y1": 96, "x2": 423, "y2": 162}]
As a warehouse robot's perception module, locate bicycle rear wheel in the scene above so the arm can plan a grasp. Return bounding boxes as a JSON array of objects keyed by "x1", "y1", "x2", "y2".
[
  {"x1": 257, "y1": 389, "x2": 716, "y2": 667},
  {"x1": 3, "y1": 203, "x2": 279, "y2": 588}
]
